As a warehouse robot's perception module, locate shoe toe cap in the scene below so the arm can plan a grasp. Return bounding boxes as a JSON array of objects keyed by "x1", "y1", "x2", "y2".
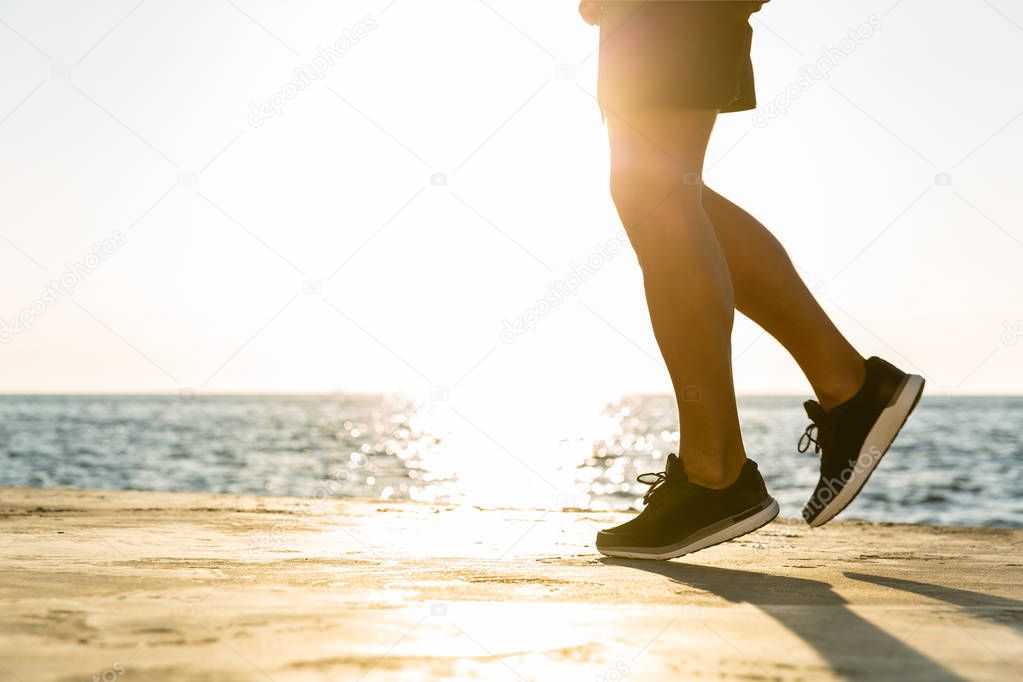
[
  {"x1": 595, "y1": 525, "x2": 637, "y2": 550},
  {"x1": 595, "y1": 528, "x2": 618, "y2": 548}
]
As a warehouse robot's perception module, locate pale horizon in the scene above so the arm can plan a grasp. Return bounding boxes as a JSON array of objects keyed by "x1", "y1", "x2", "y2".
[{"x1": 2, "y1": 0, "x2": 1021, "y2": 403}]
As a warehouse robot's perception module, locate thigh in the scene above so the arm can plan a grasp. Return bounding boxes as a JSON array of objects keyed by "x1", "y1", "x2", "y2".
[
  {"x1": 606, "y1": 107, "x2": 718, "y2": 180},
  {"x1": 606, "y1": 108, "x2": 718, "y2": 231}
]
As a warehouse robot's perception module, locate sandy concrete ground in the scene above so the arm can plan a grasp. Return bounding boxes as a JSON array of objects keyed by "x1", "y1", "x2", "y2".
[{"x1": 0, "y1": 487, "x2": 1020, "y2": 682}]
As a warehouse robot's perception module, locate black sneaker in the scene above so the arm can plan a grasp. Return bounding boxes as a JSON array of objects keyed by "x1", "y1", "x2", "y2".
[
  {"x1": 800, "y1": 356, "x2": 925, "y2": 527},
  {"x1": 595, "y1": 454, "x2": 779, "y2": 560}
]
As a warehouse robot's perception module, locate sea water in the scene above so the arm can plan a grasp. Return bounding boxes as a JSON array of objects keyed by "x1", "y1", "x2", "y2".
[{"x1": 1, "y1": 394, "x2": 1019, "y2": 527}]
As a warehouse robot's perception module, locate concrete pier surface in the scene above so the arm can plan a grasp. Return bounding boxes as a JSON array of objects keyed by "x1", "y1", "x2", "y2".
[{"x1": 1, "y1": 487, "x2": 1020, "y2": 681}]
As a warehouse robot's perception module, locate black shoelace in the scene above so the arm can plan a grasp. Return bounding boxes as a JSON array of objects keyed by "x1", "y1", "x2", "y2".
[
  {"x1": 798, "y1": 401, "x2": 834, "y2": 455},
  {"x1": 798, "y1": 424, "x2": 822, "y2": 453},
  {"x1": 637, "y1": 466, "x2": 690, "y2": 505},
  {"x1": 636, "y1": 470, "x2": 669, "y2": 505}
]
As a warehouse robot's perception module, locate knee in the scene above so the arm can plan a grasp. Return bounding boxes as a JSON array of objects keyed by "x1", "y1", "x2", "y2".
[
  {"x1": 609, "y1": 158, "x2": 704, "y2": 252},
  {"x1": 609, "y1": 148, "x2": 703, "y2": 216}
]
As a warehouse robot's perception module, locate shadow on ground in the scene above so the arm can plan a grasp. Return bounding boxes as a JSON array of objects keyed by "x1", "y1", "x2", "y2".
[
  {"x1": 845, "y1": 571, "x2": 1023, "y2": 634},
  {"x1": 602, "y1": 559, "x2": 971, "y2": 680}
]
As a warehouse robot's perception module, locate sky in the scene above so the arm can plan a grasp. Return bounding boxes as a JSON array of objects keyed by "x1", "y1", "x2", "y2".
[{"x1": 1, "y1": 0, "x2": 1021, "y2": 409}]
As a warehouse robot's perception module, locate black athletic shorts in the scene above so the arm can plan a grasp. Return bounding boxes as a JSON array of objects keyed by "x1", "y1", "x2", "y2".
[{"x1": 597, "y1": 1, "x2": 767, "y2": 116}]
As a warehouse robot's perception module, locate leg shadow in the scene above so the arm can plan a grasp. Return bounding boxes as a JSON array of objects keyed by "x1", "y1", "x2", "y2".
[
  {"x1": 602, "y1": 559, "x2": 965, "y2": 681},
  {"x1": 845, "y1": 571, "x2": 1023, "y2": 634}
]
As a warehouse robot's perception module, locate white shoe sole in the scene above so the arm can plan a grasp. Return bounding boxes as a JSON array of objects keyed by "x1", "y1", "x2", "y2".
[
  {"x1": 807, "y1": 373, "x2": 925, "y2": 528},
  {"x1": 597, "y1": 497, "x2": 779, "y2": 560}
]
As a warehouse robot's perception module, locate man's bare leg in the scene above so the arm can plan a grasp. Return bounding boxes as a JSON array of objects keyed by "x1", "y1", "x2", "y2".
[
  {"x1": 606, "y1": 108, "x2": 745, "y2": 489},
  {"x1": 702, "y1": 187, "x2": 865, "y2": 410}
]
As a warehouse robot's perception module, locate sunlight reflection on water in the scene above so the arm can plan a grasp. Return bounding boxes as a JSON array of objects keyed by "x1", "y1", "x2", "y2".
[{"x1": 1, "y1": 394, "x2": 1019, "y2": 526}]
